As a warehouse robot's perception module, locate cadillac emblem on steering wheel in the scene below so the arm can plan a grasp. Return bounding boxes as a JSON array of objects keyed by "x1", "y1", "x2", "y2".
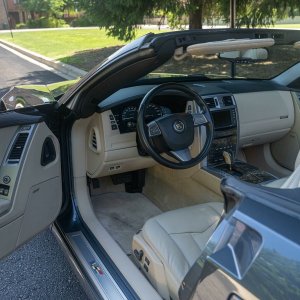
[{"x1": 173, "y1": 120, "x2": 185, "y2": 133}]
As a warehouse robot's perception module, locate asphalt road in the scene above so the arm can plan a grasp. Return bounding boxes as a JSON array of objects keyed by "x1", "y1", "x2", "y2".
[
  {"x1": 0, "y1": 44, "x2": 63, "y2": 89},
  {"x1": 0, "y1": 45, "x2": 88, "y2": 299}
]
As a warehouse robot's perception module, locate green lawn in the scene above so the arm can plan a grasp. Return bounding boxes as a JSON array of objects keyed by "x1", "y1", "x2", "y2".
[
  {"x1": 274, "y1": 24, "x2": 300, "y2": 28},
  {"x1": 0, "y1": 28, "x2": 169, "y2": 59}
]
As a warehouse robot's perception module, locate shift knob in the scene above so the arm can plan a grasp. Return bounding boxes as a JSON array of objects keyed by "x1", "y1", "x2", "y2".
[{"x1": 223, "y1": 151, "x2": 232, "y2": 171}]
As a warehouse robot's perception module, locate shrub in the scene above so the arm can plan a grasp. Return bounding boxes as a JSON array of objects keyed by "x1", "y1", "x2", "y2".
[
  {"x1": 71, "y1": 15, "x2": 97, "y2": 27},
  {"x1": 16, "y1": 23, "x2": 28, "y2": 29},
  {"x1": 27, "y1": 17, "x2": 68, "y2": 28}
]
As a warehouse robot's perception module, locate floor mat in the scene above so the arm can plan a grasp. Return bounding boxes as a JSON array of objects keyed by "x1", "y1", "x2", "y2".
[{"x1": 92, "y1": 192, "x2": 161, "y2": 254}]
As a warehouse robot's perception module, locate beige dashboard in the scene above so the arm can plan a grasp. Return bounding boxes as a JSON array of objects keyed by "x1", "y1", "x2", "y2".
[
  {"x1": 86, "y1": 89, "x2": 296, "y2": 178},
  {"x1": 235, "y1": 90, "x2": 294, "y2": 147},
  {"x1": 86, "y1": 110, "x2": 156, "y2": 178}
]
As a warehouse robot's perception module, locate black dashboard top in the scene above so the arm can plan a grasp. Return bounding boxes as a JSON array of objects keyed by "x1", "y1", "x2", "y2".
[{"x1": 98, "y1": 79, "x2": 288, "y2": 112}]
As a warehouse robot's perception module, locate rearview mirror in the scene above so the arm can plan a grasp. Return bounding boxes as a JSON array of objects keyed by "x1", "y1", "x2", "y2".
[{"x1": 219, "y1": 48, "x2": 268, "y2": 62}]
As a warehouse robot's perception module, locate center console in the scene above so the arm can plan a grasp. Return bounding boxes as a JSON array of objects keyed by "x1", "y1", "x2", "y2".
[{"x1": 204, "y1": 94, "x2": 277, "y2": 184}]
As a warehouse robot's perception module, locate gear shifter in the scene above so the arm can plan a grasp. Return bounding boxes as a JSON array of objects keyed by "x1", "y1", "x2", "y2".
[{"x1": 223, "y1": 151, "x2": 233, "y2": 171}]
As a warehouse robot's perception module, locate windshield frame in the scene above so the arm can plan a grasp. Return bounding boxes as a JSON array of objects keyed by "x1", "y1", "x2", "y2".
[{"x1": 137, "y1": 29, "x2": 300, "y2": 82}]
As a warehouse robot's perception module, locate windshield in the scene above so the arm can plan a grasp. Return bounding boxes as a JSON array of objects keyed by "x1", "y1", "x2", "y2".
[{"x1": 144, "y1": 44, "x2": 300, "y2": 80}]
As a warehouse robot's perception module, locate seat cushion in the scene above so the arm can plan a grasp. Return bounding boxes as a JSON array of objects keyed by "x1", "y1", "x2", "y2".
[
  {"x1": 264, "y1": 177, "x2": 287, "y2": 188},
  {"x1": 295, "y1": 150, "x2": 300, "y2": 169},
  {"x1": 141, "y1": 202, "x2": 223, "y2": 300},
  {"x1": 264, "y1": 150, "x2": 300, "y2": 188}
]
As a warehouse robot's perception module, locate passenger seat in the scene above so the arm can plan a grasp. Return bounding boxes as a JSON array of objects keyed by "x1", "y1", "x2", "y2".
[
  {"x1": 132, "y1": 202, "x2": 223, "y2": 300},
  {"x1": 266, "y1": 150, "x2": 300, "y2": 188}
]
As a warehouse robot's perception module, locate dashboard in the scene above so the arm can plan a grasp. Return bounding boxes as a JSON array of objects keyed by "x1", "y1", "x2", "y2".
[{"x1": 86, "y1": 80, "x2": 296, "y2": 178}]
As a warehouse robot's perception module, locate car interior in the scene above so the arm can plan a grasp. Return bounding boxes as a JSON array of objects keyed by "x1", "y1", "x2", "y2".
[
  {"x1": 69, "y1": 38, "x2": 300, "y2": 299},
  {"x1": 1, "y1": 32, "x2": 300, "y2": 300}
]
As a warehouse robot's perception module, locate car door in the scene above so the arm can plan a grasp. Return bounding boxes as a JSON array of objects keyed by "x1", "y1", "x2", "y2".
[
  {"x1": 179, "y1": 176, "x2": 300, "y2": 300},
  {"x1": 0, "y1": 31, "x2": 187, "y2": 261},
  {"x1": 0, "y1": 103, "x2": 62, "y2": 259}
]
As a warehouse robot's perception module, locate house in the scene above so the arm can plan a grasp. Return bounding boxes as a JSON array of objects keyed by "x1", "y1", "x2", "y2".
[
  {"x1": 0, "y1": 0, "x2": 8, "y2": 29},
  {"x1": 0, "y1": 0, "x2": 28, "y2": 30}
]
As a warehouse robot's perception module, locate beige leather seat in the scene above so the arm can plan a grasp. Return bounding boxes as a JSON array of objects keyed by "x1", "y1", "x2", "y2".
[
  {"x1": 266, "y1": 150, "x2": 300, "y2": 188},
  {"x1": 132, "y1": 151, "x2": 300, "y2": 299},
  {"x1": 132, "y1": 202, "x2": 223, "y2": 300}
]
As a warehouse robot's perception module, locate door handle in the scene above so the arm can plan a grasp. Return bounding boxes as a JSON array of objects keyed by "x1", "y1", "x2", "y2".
[{"x1": 41, "y1": 137, "x2": 56, "y2": 166}]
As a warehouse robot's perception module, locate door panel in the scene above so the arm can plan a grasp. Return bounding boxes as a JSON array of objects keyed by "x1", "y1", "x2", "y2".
[
  {"x1": 0, "y1": 121, "x2": 61, "y2": 258},
  {"x1": 0, "y1": 126, "x2": 18, "y2": 162}
]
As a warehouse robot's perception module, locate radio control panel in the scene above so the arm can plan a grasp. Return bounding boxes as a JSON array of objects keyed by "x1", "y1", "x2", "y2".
[{"x1": 203, "y1": 94, "x2": 238, "y2": 167}]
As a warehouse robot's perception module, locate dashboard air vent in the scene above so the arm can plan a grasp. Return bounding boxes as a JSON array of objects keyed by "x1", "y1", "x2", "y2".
[
  {"x1": 204, "y1": 97, "x2": 216, "y2": 109},
  {"x1": 223, "y1": 96, "x2": 233, "y2": 106},
  {"x1": 7, "y1": 132, "x2": 29, "y2": 163},
  {"x1": 89, "y1": 127, "x2": 100, "y2": 153},
  {"x1": 91, "y1": 129, "x2": 97, "y2": 150}
]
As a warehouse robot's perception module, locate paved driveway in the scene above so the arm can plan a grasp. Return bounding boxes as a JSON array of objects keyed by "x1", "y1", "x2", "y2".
[
  {"x1": 0, "y1": 44, "x2": 88, "y2": 299},
  {"x1": 0, "y1": 230, "x2": 88, "y2": 299},
  {"x1": 0, "y1": 44, "x2": 64, "y2": 89}
]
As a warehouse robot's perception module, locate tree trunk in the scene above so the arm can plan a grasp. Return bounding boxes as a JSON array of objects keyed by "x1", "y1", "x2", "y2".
[{"x1": 189, "y1": 0, "x2": 203, "y2": 29}]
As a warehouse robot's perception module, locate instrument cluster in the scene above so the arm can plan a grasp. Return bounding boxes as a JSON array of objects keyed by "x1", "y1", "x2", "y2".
[{"x1": 111, "y1": 103, "x2": 172, "y2": 133}]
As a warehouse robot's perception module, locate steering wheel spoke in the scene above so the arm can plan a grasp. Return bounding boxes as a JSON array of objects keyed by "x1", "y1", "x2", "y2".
[
  {"x1": 169, "y1": 148, "x2": 192, "y2": 162},
  {"x1": 147, "y1": 121, "x2": 162, "y2": 137},
  {"x1": 192, "y1": 113, "x2": 208, "y2": 126}
]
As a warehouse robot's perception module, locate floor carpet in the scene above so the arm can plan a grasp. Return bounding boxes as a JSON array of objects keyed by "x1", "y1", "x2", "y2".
[{"x1": 92, "y1": 192, "x2": 161, "y2": 254}]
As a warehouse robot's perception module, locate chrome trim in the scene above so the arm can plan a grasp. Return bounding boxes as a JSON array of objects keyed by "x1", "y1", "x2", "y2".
[
  {"x1": 173, "y1": 120, "x2": 185, "y2": 133},
  {"x1": 66, "y1": 231, "x2": 128, "y2": 300},
  {"x1": 51, "y1": 225, "x2": 100, "y2": 300}
]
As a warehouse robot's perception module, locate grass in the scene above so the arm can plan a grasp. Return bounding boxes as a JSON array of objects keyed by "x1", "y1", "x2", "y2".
[
  {"x1": 0, "y1": 28, "x2": 169, "y2": 60},
  {"x1": 274, "y1": 23, "x2": 300, "y2": 28}
]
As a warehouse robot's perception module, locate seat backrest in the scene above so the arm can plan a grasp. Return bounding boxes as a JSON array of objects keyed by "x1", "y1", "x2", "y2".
[
  {"x1": 295, "y1": 150, "x2": 300, "y2": 169},
  {"x1": 280, "y1": 150, "x2": 300, "y2": 188}
]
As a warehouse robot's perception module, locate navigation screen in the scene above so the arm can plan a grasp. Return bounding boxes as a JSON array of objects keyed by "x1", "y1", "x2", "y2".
[{"x1": 212, "y1": 110, "x2": 232, "y2": 129}]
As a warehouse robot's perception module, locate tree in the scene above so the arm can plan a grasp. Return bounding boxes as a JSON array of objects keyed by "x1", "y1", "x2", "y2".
[
  {"x1": 78, "y1": 0, "x2": 154, "y2": 41},
  {"x1": 20, "y1": 0, "x2": 66, "y2": 19},
  {"x1": 79, "y1": 0, "x2": 220, "y2": 41},
  {"x1": 219, "y1": 0, "x2": 300, "y2": 28},
  {"x1": 80, "y1": 0, "x2": 300, "y2": 41}
]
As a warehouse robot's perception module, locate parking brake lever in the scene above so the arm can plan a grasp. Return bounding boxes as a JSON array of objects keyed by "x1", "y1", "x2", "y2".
[{"x1": 223, "y1": 151, "x2": 233, "y2": 171}]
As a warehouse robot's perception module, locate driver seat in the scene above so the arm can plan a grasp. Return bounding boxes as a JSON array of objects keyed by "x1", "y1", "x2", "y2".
[{"x1": 132, "y1": 202, "x2": 223, "y2": 300}]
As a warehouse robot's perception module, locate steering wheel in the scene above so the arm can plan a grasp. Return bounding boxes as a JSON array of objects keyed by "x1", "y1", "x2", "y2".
[{"x1": 137, "y1": 83, "x2": 214, "y2": 169}]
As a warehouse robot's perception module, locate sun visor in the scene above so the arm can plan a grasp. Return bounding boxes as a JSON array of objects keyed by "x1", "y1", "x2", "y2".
[
  {"x1": 186, "y1": 38, "x2": 275, "y2": 56},
  {"x1": 294, "y1": 41, "x2": 300, "y2": 49}
]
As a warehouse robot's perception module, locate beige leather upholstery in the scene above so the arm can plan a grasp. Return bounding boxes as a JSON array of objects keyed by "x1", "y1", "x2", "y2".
[
  {"x1": 266, "y1": 150, "x2": 300, "y2": 188},
  {"x1": 265, "y1": 177, "x2": 288, "y2": 188},
  {"x1": 132, "y1": 202, "x2": 223, "y2": 300},
  {"x1": 295, "y1": 151, "x2": 300, "y2": 170}
]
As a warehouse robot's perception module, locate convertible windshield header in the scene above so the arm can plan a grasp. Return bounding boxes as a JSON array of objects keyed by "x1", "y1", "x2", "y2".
[{"x1": 141, "y1": 30, "x2": 300, "y2": 81}]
